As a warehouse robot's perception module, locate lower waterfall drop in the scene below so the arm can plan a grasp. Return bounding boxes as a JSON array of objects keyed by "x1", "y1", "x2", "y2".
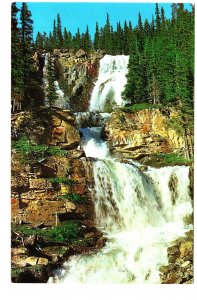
[{"x1": 50, "y1": 126, "x2": 192, "y2": 284}]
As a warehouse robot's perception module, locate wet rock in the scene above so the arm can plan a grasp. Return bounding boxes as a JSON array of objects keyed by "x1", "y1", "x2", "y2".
[
  {"x1": 179, "y1": 241, "x2": 193, "y2": 258},
  {"x1": 29, "y1": 178, "x2": 53, "y2": 190},
  {"x1": 160, "y1": 230, "x2": 193, "y2": 284},
  {"x1": 96, "y1": 236, "x2": 107, "y2": 249},
  {"x1": 85, "y1": 232, "x2": 95, "y2": 239},
  {"x1": 12, "y1": 255, "x2": 28, "y2": 267},
  {"x1": 37, "y1": 257, "x2": 49, "y2": 265},
  {"x1": 25, "y1": 256, "x2": 39, "y2": 266},
  {"x1": 76, "y1": 49, "x2": 87, "y2": 58},
  {"x1": 11, "y1": 247, "x2": 28, "y2": 255}
]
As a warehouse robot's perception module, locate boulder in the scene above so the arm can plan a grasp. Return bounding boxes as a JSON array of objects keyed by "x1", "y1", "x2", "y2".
[
  {"x1": 76, "y1": 49, "x2": 87, "y2": 58},
  {"x1": 179, "y1": 241, "x2": 193, "y2": 258},
  {"x1": 25, "y1": 256, "x2": 38, "y2": 266},
  {"x1": 37, "y1": 257, "x2": 49, "y2": 266}
]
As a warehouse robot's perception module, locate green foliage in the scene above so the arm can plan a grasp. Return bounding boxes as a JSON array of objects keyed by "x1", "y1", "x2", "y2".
[
  {"x1": 46, "y1": 53, "x2": 58, "y2": 108},
  {"x1": 46, "y1": 146, "x2": 66, "y2": 157},
  {"x1": 155, "y1": 153, "x2": 191, "y2": 165},
  {"x1": 166, "y1": 117, "x2": 185, "y2": 136},
  {"x1": 12, "y1": 221, "x2": 80, "y2": 243},
  {"x1": 12, "y1": 137, "x2": 67, "y2": 165},
  {"x1": 45, "y1": 221, "x2": 79, "y2": 243},
  {"x1": 122, "y1": 3, "x2": 194, "y2": 127},
  {"x1": 56, "y1": 194, "x2": 86, "y2": 204},
  {"x1": 122, "y1": 103, "x2": 162, "y2": 113},
  {"x1": 103, "y1": 90, "x2": 115, "y2": 112}
]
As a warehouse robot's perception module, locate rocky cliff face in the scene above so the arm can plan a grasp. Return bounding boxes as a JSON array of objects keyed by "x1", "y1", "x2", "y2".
[
  {"x1": 103, "y1": 108, "x2": 186, "y2": 161},
  {"x1": 11, "y1": 107, "x2": 80, "y2": 147},
  {"x1": 11, "y1": 108, "x2": 106, "y2": 282},
  {"x1": 53, "y1": 49, "x2": 104, "y2": 111}
]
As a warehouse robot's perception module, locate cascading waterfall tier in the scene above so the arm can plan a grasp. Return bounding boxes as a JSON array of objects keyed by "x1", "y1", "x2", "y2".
[
  {"x1": 79, "y1": 127, "x2": 110, "y2": 159},
  {"x1": 89, "y1": 55, "x2": 129, "y2": 112},
  {"x1": 50, "y1": 159, "x2": 192, "y2": 283}
]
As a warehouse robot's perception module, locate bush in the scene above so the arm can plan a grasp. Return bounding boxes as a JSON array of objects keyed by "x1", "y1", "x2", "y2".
[
  {"x1": 155, "y1": 153, "x2": 191, "y2": 165},
  {"x1": 12, "y1": 221, "x2": 80, "y2": 243},
  {"x1": 46, "y1": 221, "x2": 80, "y2": 243},
  {"x1": 56, "y1": 193, "x2": 86, "y2": 204},
  {"x1": 12, "y1": 137, "x2": 67, "y2": 165}
]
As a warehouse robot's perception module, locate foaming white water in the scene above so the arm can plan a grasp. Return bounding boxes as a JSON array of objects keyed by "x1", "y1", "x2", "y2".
[
  {"x1": 52, "y1": 160, "x2": 192, "y2": 283},
  {"x1": 79, "y1": 127, "x2": 110, "y2": 159},
  {"x1": 89, "y1": 55, "x2": 129, "y2": 112}
]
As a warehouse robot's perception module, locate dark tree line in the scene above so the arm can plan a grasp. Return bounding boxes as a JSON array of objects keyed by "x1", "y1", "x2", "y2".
[
  {"x1": 122, "y1": 4, "x2": 194, "y2": 158},
  {"x1": 11, "y1": 2, "x2": 44, "y2": 111},
  {"x1": 122, "y1": 4, "x2": 194, "y2": 109},
  {"x1": 12, "y1": 2, "x2": 194, "y2": 134}
]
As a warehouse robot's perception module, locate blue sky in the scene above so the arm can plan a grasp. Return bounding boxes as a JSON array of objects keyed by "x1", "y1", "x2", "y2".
[{"x1": 16, "y1": 2, "x2": 192, "y2": 39}]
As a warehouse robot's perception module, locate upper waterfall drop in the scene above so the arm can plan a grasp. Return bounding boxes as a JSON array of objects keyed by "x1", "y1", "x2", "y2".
[{"x1": 89, "y1": 55, "x2": 129, "y2": 112}]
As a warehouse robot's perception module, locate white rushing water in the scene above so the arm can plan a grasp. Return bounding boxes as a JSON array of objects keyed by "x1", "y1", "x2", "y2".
[
  {"x1": 79, "y1": 127, "x2": 110, "y2": 159},
  {"x1": 89, "y1": 55, "x2": 129, "y2": 112},
  {"x1": 49, "y1": 124, "x2": 192, "y2": 284}
]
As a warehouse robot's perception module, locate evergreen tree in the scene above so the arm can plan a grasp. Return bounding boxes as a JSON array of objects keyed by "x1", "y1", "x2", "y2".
[
  {"x1": 20, "y1": 2, "x2": 34, "y2": 108},
  {"x1": 94, "y1": 22, "x2": 100, "y2": 50},
  {"x1": 56, "y1": 13, "x2": 63, "y2": 48},
  {"x1": 84, "y1": 26, "x2": 92, "y2": 52},
  {"x1": 155, "y1": 3, "x2": 161, "y2": 32},
  {"x1": 11, "y1": 2, "x2": 23, "y2": 111},
  {"x1": 73, "y1": 28, "x2": 81, "y2": 50},
  {"x1": 136, "y1": 13, "x2": 144, "y2": 52},
  {"x1": 35, "y1": 32, "x2": 44, "y2": 49},
  {"x1": 52, "y1": 19, "x2": 57, "y2": 48},
  {"x1": 103, "y1": 13, "x2": 112, "y2": 53},
  {"x1": 46, "y1": 53, "x2": 58, "y2": 108},
  {"x1": 115, "y1": 22, "x2": 124, "y2": 54}
]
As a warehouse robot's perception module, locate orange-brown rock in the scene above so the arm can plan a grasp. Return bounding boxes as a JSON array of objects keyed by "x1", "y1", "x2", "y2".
[
  {"x1": 104, "y1": 109, "x2": 186, "y2": 159},
  {"x1": 11, "y1": 108, "x2": 80, "y2": 149}
]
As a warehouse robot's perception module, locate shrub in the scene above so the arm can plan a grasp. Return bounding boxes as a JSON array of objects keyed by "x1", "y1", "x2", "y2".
[
  {"x1": 12, "y1": 137, "x2": 67, "y2": 165},
  {"x1": 11, "y1": 221, "x2": 80, "y2": 244},
  {"x1": 56, "y1": 193, "x2": 86, "y2": 204},
  {"x1": 155, "y1": 153, "x2": 191, "y2": 165}
]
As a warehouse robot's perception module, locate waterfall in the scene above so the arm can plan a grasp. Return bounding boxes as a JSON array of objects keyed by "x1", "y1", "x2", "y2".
[
  {"x1": 79, "y1": 127, "x2": 110, "y2": 159},
  {"x1": 43, "y1": 53, "x2": 70, "y2": 109},
  {"x1": 49, "y1": 121, "x2": 192, "y2": 284},
  {"x1": 89, "y1": 55, "x2": 129, "y2": 112},
  {"x1": 48, "y1": 54, "x2": 192, "y2": 284}
]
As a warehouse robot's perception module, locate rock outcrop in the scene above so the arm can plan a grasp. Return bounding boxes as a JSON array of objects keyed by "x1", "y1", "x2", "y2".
[
  {"x1": 11, "y1": 108, "x2": 80, "y2": 148},
  {"x1": 53, "y1": 49, "x2": 104, "y2": 111},
  {"x1": 103, "y1": 108, "x2": 186, "y2": 160},
  {"x1": 160, "y1": 230, "x2": 193, "y2": 284}
]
